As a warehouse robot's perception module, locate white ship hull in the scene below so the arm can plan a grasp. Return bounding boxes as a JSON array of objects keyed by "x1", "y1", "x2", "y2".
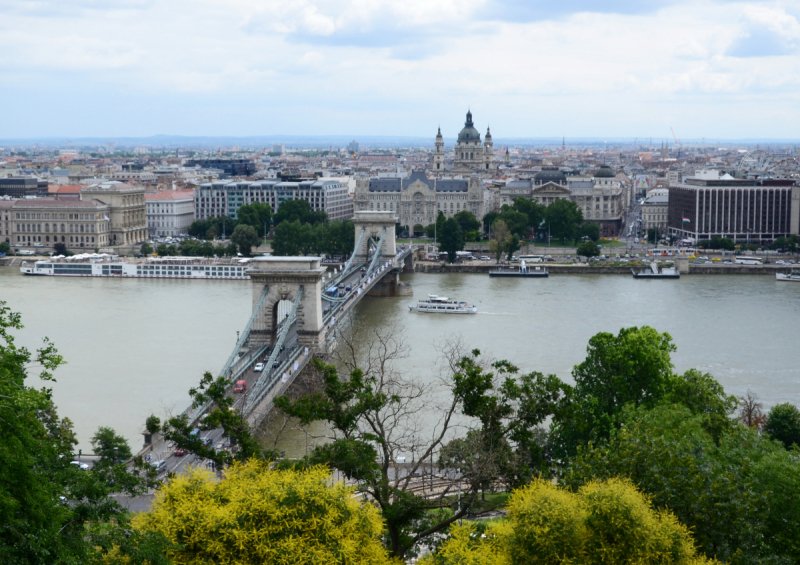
[
  {"x1": 21, "y1": 261, "x2": 250, "y2": 280},
  {"x1": 409, "y1": 305, "x2": 477, "y2": 314},
  {"x1": 776, "y1": 272, "x2": 800, "y2": 282}
]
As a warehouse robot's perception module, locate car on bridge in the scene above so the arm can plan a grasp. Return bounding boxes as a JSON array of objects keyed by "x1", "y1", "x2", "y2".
[
  {"x1": 254, "y1": 362, "x2": 264, "y2": 372},
  {"x1": 234, "y1": 380, "x2": 247, "y2": 392}
]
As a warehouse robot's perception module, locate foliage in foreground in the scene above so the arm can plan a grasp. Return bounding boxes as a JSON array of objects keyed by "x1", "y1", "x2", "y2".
[
  {"x1": 134, "y1": 459, "x2": 392, "y2": 565},
  {"x1": 564, "y1": 404, "x2": 800, "y2": 564},
  {"x1": 0, "y1": 301, "x2": 168, "y2": 564},
  {"x1": 423, "y1": 477, "x2": 717, "y2": 565}
]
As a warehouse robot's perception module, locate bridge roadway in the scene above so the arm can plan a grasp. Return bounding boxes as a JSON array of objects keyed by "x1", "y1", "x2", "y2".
[{"x1": 140, "y1": 244, "x2": 416, "y2": 478}]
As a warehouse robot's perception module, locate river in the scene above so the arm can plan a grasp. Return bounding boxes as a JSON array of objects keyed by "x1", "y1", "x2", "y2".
[{"x1": 1, "y1": 267, "x2": 798, "y2": 453}]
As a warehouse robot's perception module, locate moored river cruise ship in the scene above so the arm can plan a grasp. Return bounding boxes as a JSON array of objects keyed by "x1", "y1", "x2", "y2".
[{"x1": 20, "y1": 254, "x2": 251, "y2": 280}]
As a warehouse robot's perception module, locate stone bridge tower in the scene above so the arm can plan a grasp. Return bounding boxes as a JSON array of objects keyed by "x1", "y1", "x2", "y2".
[
  {"x1": 352, "y1": 211, "x2": 398, "y2": 264},
  {"x1": 249, "y1": 257, "x2": 326, "y2": 350}
]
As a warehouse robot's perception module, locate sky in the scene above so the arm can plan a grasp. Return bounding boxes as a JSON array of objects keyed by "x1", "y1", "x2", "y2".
[{"x1": 1, "y1": 0, "x2": 800, "y2": 140}]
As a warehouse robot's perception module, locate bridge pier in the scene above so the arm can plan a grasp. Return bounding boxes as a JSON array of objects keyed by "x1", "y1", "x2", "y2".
[
  {"x1": 367, "y1": 270, "x2": 413, "y2": 297},
  {"x1": 353, "y1": 211, "x2": 398, "y2": 264},
  {"x1": 249, "y1": 257, "x2": 327, "y2": 350}
]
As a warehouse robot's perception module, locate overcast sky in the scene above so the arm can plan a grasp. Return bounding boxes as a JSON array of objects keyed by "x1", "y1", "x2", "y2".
[{"x1": 2, "y1": 0, "x2": 800, "y2": 140}]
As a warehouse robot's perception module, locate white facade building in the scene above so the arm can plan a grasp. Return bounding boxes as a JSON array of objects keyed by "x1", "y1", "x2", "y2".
[{"x1": 146, "y1": 190, "x2": 195, "y2": 237}]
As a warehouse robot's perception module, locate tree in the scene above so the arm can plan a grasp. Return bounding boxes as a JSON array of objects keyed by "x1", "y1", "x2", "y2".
[
  {"x1": 481, "y1": 211, "x2": 499, "y2": 235},
  {"x1": 564, "y1": 403, "x2": 800, "y2": 564},
  {"x1": 489, "y1": 219, "x2": 510, "y2": 263},
  {"x1": 738, "y1": 389, "x2": 767, "y2": 430},
  {"x1": 506, "y1": 234, "x2": 520, "y2": 261},
  {"x1": 320, "y1": 220, "x2": 355, "y2": 258},
  {"x1": 91, "y1": 427, "x2": 133, "y2": 467},
  {"x1": 0, "y1": 301, "x2": 167, "y2": 563},
  {"x1": 160, "y1": 371, "x2": 265, "y2": 469},
  {"x1": 53, "y1": 242, "x2": 69, "y2": 256},
  {"x1": 273, "y1": 199, "x2": 327, "y2": 226},
  {"x1": 140, "y1": 242, "x2": 153, "y2": 255},
  {"x1": 577, "y1": 241, "x2": 600, "y2": 257},
  {"x1": 231, "y1": 224, "x2": 260, "y2": 256},
  {"x1": 497, "y1": 206, "x2": 529, "y2": 238},
  {"x1": 765, "y1": 403, "x2": 800, "y2": 449},
  {"x1": 545, "y1": 199, "x2": 583, "y2": 243},
  {"x1": 425, "y1": 477, "x2": 715, "y2": 565},
  {"x1": 0, "y1": 241, "x2": 10, "y2": 254},
  {"x1": 550, "y1": 326, "x2": 676, "y2": 459},
  {"x1": 578, "y1": 221, "x2": 600, "y2": 242},
  {"x1": 236, "y1": 202, "x2": 272, "y2": 236},
  {"x1": 272, "y1": 220, "x2": 317, "y2": 256},
  {"x1": 135, "y1": 460, "x2": 390, "y2": 565},
  {"x1": 435, "y1": 211, "x2": 446, "y2": 241},
  {"x1": 439, "y1": 217, "x2": 464, "y2": 262},
  {"x1": 512, "y1": 197, "x2": 546, "y2": 231},
  {"x1": 424, "y1": 223, "x2": 436, "y2": 238},
  {"x1": 275, "y1": 322, "x2": 506, "y2": 559},
  {"x1": 453, "y1": 210, "x2": 481, "y2": 234}
]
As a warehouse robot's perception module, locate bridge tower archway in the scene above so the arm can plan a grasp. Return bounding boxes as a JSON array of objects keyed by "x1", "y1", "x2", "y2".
[
  {"x1": 352, "y1": 211, "x2": 398, "y2": 264},
  {"x1": 249, "y1": 257, "x2": 327, "y2": 350}
]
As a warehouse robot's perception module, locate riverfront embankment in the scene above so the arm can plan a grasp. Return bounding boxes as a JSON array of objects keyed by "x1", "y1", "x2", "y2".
[{"x1": 413, "y1": 261, "x2": 798, "y2": 275}]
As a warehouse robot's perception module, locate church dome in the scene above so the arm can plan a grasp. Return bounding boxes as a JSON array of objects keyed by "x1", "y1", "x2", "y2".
[
  {"x1": 534, "y1": 167, "x2": 567, "y2": 184},
  {"x1": 457, "y1": 110, "x2": 481, "y2": 143},
  {"x1": 594, "y1": 165, "x2": 614, "y2": 178}
]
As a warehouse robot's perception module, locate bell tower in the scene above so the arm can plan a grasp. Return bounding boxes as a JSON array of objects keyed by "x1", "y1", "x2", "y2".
[
  {"x1": 483, "y1": 126, "x2": 493, "y2": 171},
  {"x1": 434, "y1": 127, "x2": 444, "y2": 172}
]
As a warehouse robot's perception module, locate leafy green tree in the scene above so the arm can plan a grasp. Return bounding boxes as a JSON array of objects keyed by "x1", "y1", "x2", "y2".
[
  {"x1": 578, "y1": 221, "x2": 600, "y2": 242},
  {"x1": 155, "y1": 243, "x2": 168, "y2": 256},
  {"x1": 439, "y1": 217, "x2": 464, "y2": 262},
  {"x1": 135, "y1": 460, "x2": 390, "y2": 565},
  {"x1": 564, "y1": 403, "x2": 800, "y2": 564},
  {"x1": 506, "y1": 234, "x2": 520, "y2": 261},
  {"x1": 512, "y1": 197, "x2": 546, "y2": 231},
  {"x1": 765, "y1": 403, "x2": 800, "y2": 449},
  {"x1": 145, "y1": 415, "x2": 161, "y2": 435},
  {"x1": 550, "y1": 326, "x2": 676, "y2": 459},
  {"x1": 453, "y1": 210, "x2": 481, "y2": 235},
  {"x1": 140, "y1": 242, "x2": 153, "y2": 255},
  {"x1": 424, "y1": 223, "x2": 436, "y2": 238},
  {"x1": 161, "y1": 371, "x2": 265, "y2": 469},
  {"x1": 663, "y1": 368, "x2": 737, "y2": 442},
  {"x1": 236, "y1": 202, "x2": 272, "y2": 236},
  {"x1": 320, "y1": 220, "x2": 355, "y2": 258},
  {"x1": 0, "y1": 301, "x2": 168, "y2": 564},
  {"x1": 435, "y1": 211, "x2": 446, "y2": 241},
  {"x1": 273, "y1": 199, "x2": 327, "y2": 226},
  {"x1": 497, "y1": 206, "x2": 529, "y2": 237},
  {"x1": 231, "y1": 224, "x2": 260, "y2": 256},
  {"x1": 489, "y1": 219, "x2": 510, "y2": 263},
  {"x1": 545, "y1": 199, "x2": 583, "y2": 243},
  {"x1": 481, "y1": 211, "x2": 499, "y2": 235},
  {"x1": 91, "y1": 427, "x2": 133, "y2": 467},
  {"x1": 577, "y1": 241, "x2": 600, "y2": 257},
  {"x1": 272, "y1": 220, "x2": 315, "y2": 256},
  {"x1": 53, "y1": 242, "x2": 69, "y2": 256},
  {"x1": 0, "y1": 241, "x2": 10, "y2": 254}
]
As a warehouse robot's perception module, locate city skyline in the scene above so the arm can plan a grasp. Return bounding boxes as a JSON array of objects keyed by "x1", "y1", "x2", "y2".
[{"x1": 2, "y1": 0, "x2": 800, "y2": 139}]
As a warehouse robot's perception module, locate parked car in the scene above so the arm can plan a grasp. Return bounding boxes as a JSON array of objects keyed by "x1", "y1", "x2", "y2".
[
  {"x1": 254, "y1": 362, "x2": 264, "y2": 372},
  {"x1": 479, "y1": 256, "x2": 491, "y2": 261},
  {"x1": 70, "y1": 461, "x2": 89, "y2": 471},
  {"x1": 151, "y1": 460, "x2": 167, "y2": 474},
  {"x1": 174, "y1": 448, "x2": 187, "y2": 457}
]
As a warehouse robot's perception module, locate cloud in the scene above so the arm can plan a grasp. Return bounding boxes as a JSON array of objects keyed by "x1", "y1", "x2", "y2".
[
  {"x1": 674, "y1": 40, "x2": 710, "y2": 60},
  {"x1": 727, "y1": 4, "x2": 800, "y2": 57}
]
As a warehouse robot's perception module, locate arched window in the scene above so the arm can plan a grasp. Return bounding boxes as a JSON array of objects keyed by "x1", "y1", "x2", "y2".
[
  {"x1": 470, "y1": 152, "x2": 474, "y2": 160},
  {"x1": 61, "y1": 224, "x2": 65, "y2": 232}
]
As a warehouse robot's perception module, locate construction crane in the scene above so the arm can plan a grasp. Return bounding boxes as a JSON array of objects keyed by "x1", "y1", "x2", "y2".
[{"x1": 670, "y1": 127, "x2": 681, "y2": 159}]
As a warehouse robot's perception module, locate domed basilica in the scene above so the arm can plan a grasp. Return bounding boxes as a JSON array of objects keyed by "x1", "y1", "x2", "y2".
[{"x1": 433, "y1": 110, "x2": 494, "y2": 174}]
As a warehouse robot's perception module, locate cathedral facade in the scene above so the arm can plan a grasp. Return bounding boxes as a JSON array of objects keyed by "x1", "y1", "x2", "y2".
[{"x1": 433, "y1": 110, "x2": 494, "y2": 174}]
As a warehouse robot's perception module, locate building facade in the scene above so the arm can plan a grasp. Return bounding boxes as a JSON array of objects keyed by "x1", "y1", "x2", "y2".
[
  {"x1": 146, "y1": 190, "x2": 195, "y2": 237},
  {"x1": 194, "y1": 178, "x2": 354, "y2": 222},
  {"x1": 0, "y1": 198, "x2": 111, "y2": 250},
  {"x1": 80, "y1": 181, "x2": 147, "y2": 246},
  {"x1": 668, "y1": 177, "x2": 800, "y2": 241},
  {"x1": 642, "y1": 194, "x2": 669, "y2": 235},
  {"x1": 496, "y1": 166, "x2": 625, "y2": 237},
  {"x1": 186, "y1": 158, "x2": 256, "y2": 177},
  {"x1": 354, "y1": 171, "x2": 489, "y2": 232},
  {"x1": 0, "y1": 177, "x2": 46, "y2": 198}
]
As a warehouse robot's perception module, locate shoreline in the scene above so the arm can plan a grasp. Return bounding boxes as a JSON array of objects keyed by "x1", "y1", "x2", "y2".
[{"x1": 413, "y1": 261, "x2": 797, "y2": 275}]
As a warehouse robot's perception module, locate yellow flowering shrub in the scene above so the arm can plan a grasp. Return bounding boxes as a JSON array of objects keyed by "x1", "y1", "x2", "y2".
[
  {"x1": 134, "y1": 459, "x2": 392, "y2": 565},
  {"x1": 425, "y1": 478, "x2": 719, "y2": 565}
]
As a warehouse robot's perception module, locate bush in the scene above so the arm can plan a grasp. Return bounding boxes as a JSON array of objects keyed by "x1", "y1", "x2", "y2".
[
  {"x1": 765, "y1": 403, "x2": 800, "y2": 449},
  {"x1": 577, "y1": 241, "x2": 600, "y2": 257}
]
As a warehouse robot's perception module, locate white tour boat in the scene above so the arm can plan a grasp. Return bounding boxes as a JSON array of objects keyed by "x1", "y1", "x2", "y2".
[
  {"x1": 409, "y1": 295, "x2": 477, "y2": 314},
  {"x1": 20, "y1": 254, "x2": 251, "y2": 280},
  {"x1": 776, "y1": 270, "x2": 800, "y2": 282}
]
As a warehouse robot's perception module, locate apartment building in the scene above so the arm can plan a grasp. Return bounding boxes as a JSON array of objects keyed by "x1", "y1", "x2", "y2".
[{"x1": 146, "y1": 190, "x2": 195, "y2": 237}]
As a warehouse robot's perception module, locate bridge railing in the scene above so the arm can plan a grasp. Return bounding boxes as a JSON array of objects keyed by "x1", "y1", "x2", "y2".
[{"x1": 246, "y1": 344, "x2": 308, "y2": 426}]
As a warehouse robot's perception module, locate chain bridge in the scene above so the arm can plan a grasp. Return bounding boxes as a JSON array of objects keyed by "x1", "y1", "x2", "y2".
[{"x1": 179, "y1": 211, "x2": 416, "y2": 432}]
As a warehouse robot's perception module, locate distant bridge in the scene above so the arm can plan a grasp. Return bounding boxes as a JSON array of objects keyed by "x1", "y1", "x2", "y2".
[{"x1": 179, "y1": 211, "x2": 416, "y2": 432}]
